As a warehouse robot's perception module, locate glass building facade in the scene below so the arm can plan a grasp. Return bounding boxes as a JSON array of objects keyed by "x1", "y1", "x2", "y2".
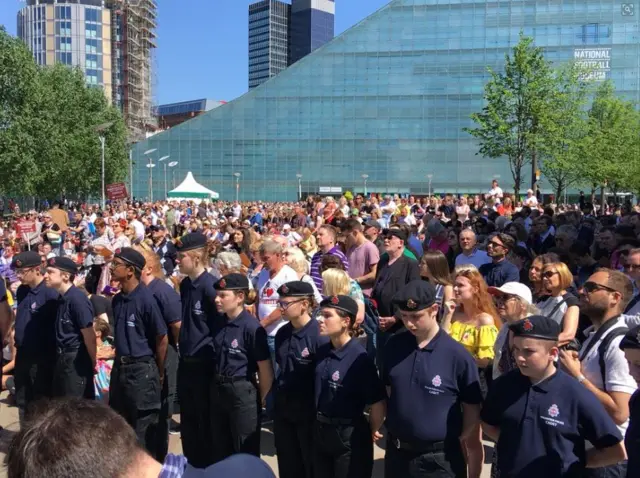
[
  {"x1": 289, "y1": 0, "x2": 336, "y2": 65},
  {"x1": 133, "y1": 0, "x2": 640, "y2": 202}
]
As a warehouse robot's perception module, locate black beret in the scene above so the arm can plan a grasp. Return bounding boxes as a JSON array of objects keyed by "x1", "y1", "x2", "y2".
[
  {"x1": 620, "y1": 325, "x2": 640, "y2": 350},
  {"x1": 278, "y1": 281, "x2": 314, "y2": 297},
  {"x1": 384, "y1": 228, "x2": 407, "y2": 242},
  {"x1": 391, "y1": 279, "x2": 437, "y2": 311},
  {"x1": 46, "y1": 256, "x2": 78, "y2": 274},
  {"x1": 177, "y1": 232, "x2": 207, "y2": 252},
  {"x1": 11, "y1": 251, "x2": 41, "y2": 270},
  {"x1": 509, "y1": 315, "x2": 560, "y2": 341},
  {"x1": 114, "y1": 247, "x2": 146, "y2": 271},
  {"x1": 319, "y1": 295, "x2": 358, "y2": 319},
  {"x1": 215, "y1": 273, "x2": 250, "y2": 291}
]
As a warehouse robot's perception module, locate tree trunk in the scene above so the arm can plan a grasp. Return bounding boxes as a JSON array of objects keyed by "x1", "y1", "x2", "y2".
[
  {"x1": 591, "y1": 185, "x2": 596, "y2": 205},
  {"x1": 600, "y1": 185, "x2": 606, "y2": 214},
  {"x1": 531, "y1": 149, "x2": 538, "y2": 192},
  {"x1": 513, "y1": 171, "x2": 521, "y2": 200},
  {"x1": 555, "y1": 182, "x2": 563, "y2": 205}
]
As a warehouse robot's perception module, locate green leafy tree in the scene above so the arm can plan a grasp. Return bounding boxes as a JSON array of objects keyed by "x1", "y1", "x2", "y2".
[{"x1": 465, "y1": 34, "x2": 559, "y2": 198}]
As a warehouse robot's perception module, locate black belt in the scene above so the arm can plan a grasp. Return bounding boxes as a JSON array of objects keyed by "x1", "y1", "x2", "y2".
[
  {"x1": 118, "y1": 355, "x2": 153, "y2": 365},
  {"x1": 316, "y1": 413, "x2": 360, "y2": 426},
  {"x1": 215, "y1": 375, "x2": 248, "y2": 384},
  {"x1": 57, "y1": 346, "x2": 79, "y2": 354},
  {"x1": 390, "y1": 434, "x2": 445, "y2": 453}
]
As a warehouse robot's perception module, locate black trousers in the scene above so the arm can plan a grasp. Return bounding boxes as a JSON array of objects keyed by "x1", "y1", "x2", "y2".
[
  {"x1": 52, "y1": 349, "x2": 95, "y2": 400},
  {"x1": 384, "y1": 438, "x2": 467, "y2": 478},
  {"x1": 155, "y1": 344, "x2": 178, "y2": 461},
  {"x1": 273, "y1": 393, "x2": 315, "y2": 478},
  {"x1": 313, "y1": 416, "x2": 373, "y2": 478},
  {"x1": 210, "y1": 379, "x2": 261, "y2": 464},
  {"x1": 85, "y1": 264, "x2": 103, "y2": 295},
  {"x1": 14, "y1": 349, "x2": 55, "y2": 425},
  {"x1": 177, "y1": 356, "x2": 216, "y2": 468},
  {"x1": 109, "y1": 358, "x2": 161, "y2": 454}
]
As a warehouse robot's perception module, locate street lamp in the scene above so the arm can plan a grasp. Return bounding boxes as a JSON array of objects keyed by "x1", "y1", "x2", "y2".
[
  {"x1": 296, "y1": 174, "x2": 303, "y2": 200},
  {"x1": 168, "y1": 161, "x2": 179, "y2": 190},
  {"x1": 233, "y1": 172, "x2": 241, "y2": 202},
  {"x1": 95, "y1": 121, "x2": 114, "y2": 209},
  {"x1": 146, "y1": 159, "x2": 156, "y2": 201},
  {"x1": 159, "y1": 155, "x2": 170, "y2": 198},
  {"x1": 141, "y1": 148, "x2": 157, "y2": 201},
  {"x1": 362, "y1": 174, "x2": 369, "y2": 197},
  {"x1": 427, "y1": 174, "x2": 433, "y2": 198}
]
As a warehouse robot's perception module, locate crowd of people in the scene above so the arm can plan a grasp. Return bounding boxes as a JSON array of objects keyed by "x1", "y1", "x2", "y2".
[{"x1": 1, "y1": 178, "x2": 640, "y2": 478}]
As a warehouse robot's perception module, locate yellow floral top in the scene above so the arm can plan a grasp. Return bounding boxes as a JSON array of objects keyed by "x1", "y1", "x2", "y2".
[{"x1": 449, "y1": 321, "x2": 499, "y2": 360}]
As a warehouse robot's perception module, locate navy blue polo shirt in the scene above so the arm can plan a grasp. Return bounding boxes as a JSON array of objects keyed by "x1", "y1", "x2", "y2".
[
  {"x1": 481, "y1": 368, "x2": 622, "y2": 478},
  {"x1": 112, "y1": 283, "x2": 167, "y2": 358},
  {"x1": 213, "y1": 309, "x2": 270, "y2": 379},
  {"x1": 314, "y1": 338, "x2": 386, "y2": 420},
  {"x1": 275, "y1": 319, "x2": 329, "y2": 398},
  {"x1": 478, "y1": 259, "x2": 520, "y2": 288},
  {"x1": 627, "y1": 389, "x2": 640, "y2": 478},
  {"x1": 15, "y1": 281, "x2": 60, "y2": 354},
  {"x1": 55, "y1": 285, "x2": 94, "y2": 349},
  {"x1": 382, "y1": 329, "x2": 482, "y2": 443},
  {"x1": 179, "y1": 271, "x2": 222, "y2": 357},
  {"x1": 147, "y1": 278, "x2": 181, "y2": 346}
]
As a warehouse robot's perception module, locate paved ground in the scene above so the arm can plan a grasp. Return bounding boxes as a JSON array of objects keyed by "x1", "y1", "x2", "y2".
[{"x1": 0, "y1": 395, "x2": 491, "y2": 477}]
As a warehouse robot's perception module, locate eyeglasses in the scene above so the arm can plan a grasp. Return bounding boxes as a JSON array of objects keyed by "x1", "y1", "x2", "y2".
[
  {"x1": 109, "y1": 260, "x2": 127, "y2": 271},
  {"x1": 582, "y1": 281, "x2": 618, "y2": 294},
  {"x1": 278, "y1": 299, "x2": 305, "y2": 310},
  {"x1": 488, "y1": 240, "x2": 504, "y2": 249},
  {"x1": 494, "y1": 295, "x2": 518, "y2": 306},
  {"x1": 542, "y1": 270, "x2": 559, "y2": 279},
  {"x1": 623, "y1": 263, "x2": 640, "y2": 272}
]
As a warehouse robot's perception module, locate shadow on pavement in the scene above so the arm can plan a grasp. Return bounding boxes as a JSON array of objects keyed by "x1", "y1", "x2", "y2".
[{"x1": 261, "y1": 426, "x2": 276, "y2": 457}]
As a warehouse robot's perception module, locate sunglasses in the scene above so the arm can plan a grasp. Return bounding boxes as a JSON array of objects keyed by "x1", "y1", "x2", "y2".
[
  {"x1": 542, "y1": 270, "x2": 559, "y2": 279},
  {"x1": 494, "y1": 295, "x2": 519, "y2": 306},
  {"x1": 582, "y1": 281, "x2": 618, "y2": 294}
]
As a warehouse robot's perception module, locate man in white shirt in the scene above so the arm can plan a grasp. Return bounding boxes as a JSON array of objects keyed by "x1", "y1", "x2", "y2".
[
  {"x1": 523, "y1": 189, "x2": 538, "y2": 207},
  {"x1": 488, "y1": 179, "x2": 503, "y2": 204},
  {"x1": 127, "y1": 210, "x2": 146, "y2": 243},
  {"x1": 455, "y1": 229, "x2": 491, "y2": 269},
  {"x1": 560, "y1": 269, "x2": 636, "y2": 477},
  {"x1": 232, "y1": 201, "x2": 242, "y2": 218},
  {"x1": 379, "y1": 195, "x2": 396, "y2": 229},
  {"x1": 281, "y1": 224, "x2": 301, "y2": 247}
]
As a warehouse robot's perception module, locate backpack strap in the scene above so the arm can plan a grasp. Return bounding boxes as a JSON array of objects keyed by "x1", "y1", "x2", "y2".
[{"x1": 598, "y1": 327, "x2": 628, "y2": 392}]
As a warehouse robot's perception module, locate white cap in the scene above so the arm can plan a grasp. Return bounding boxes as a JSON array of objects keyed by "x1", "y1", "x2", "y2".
[
  {"x1": 282, "y1": 224, "x2": 291, "y2": 230},
  {"x1": 487, "y1": 282, "x2": 532, "y2": 305}
]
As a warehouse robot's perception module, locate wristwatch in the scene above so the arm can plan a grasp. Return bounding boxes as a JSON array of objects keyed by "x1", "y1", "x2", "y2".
[{"x1": 577, "y1": 374, "x2": 587, "y2": 384}]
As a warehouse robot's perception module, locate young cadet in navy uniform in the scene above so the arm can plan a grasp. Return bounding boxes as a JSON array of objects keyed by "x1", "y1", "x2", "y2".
[
  {"x1": 44, "y1": 256, "x2": 96, "y2": 399},
  {"x1": 273, "y1": 281, "x2": 329, "y2": 478},
  {"x1": 12, "y1": 251, "x2": 59, "y2": 423},
  {"x1": 314, "y1": 295, "x2": 386, "y2": 478},
  {"x1": 619, "y1": 325, "x2": 640, "y2": 478},
  {"x1": 176, "y1": 232, "x2": 222, "y2": 468},
  {"x1": 136, "y1": 245, "x2": 182, "y2": 461},
  {"x1": 109, "y1": 248, "x2": 168, "y2": 454},
  {"x1": 382, "y1": 279, "x2": 483, "y2": 478},
  {"x1": 481, "y1": 315, "x2": 626, "y2": 478},
  {"x1": 211, "y1": 273, "x2": 273, "y2": 462}
]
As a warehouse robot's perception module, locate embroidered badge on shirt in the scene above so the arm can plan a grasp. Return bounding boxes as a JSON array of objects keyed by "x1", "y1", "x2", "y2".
[
  {"x1": 331, "y1": 370, "x2": 340, "y2": 382},
  {"x1": 548, "y1": 404, "x2": 560, "y2": 418},
  {"x1": 31, "y1": 302, "x2": 36, "y2": 311},
  {"x1": 126, "y1": 314, "x2": 136, "y2": 327},
  {"x1": 432, "y1": 375, "x2": 442, "y2": 387},
  {"x1": 231, "y1": 339, "x2": 238, "y2": 349},
  {"x1": 301, "y1": 347, "x2": 309, "y2": 358}
]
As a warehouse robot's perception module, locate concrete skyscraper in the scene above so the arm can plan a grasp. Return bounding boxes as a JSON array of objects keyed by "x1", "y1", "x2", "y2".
[{"x1": 17, "y1": 0, "x2": 157, "y2": 141}]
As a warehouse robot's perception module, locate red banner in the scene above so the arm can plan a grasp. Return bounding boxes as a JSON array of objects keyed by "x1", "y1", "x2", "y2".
[
  {"x1": 106, "y1": 182, "x2": 128, "y2": 201},
  {"x1": 15, "y1": 220, "x2": 37, "y2": 235}
]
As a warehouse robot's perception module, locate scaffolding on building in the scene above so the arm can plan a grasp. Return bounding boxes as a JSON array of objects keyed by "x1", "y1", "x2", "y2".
[{"x1": 110, "y1": 0, "x2": 158, "y2": 142}]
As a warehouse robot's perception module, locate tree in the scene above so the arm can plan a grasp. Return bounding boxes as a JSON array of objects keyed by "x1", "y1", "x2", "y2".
[{"x1": 465, "y1": 34, "x2": 559, "y2": 198}]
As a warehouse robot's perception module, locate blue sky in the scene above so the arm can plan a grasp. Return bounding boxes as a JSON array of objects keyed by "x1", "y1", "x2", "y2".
[{"x1": 0, "y1": 0, "x2": 390, "y2": 104}]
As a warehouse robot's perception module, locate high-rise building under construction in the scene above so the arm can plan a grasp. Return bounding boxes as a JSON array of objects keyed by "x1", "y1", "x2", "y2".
[{"x1": 17, "y1": 0, "x2": 157, "y2": 141}]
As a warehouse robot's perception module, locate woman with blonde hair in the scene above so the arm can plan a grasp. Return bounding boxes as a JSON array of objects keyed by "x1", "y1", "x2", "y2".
[
  {"x1": 420, "y1": 250, "x2": 454, "y2": 327},
  {"x1": 535, "y1": 261, "x2": 579, "y2": 345},
  {"x1": 320, "y1": 255, "x2": 365, "y2": 326},
  {"x1": 283, "y1": 247, "x2": 322, "y2": 303}
]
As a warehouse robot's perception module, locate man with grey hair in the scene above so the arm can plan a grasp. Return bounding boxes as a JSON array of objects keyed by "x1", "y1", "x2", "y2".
[{"x1": 455, "y1": 229, "x2": 491, "y2": 269}]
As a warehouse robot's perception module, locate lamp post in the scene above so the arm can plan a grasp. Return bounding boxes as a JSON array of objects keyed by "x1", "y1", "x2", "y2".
[
  {"x1": 146, "y1": 158, "x2": 156, "y2": 201},
  {"x1": 142, "y1": 148, "x2": 157, "y2": 200},
  {"x1": 159, "y1": 155, "x2": 170, "y2": 199},
  {"x1": 362, "y1": 174, "x2": 369, "y2": 197},
  {"x1": 296, "y1": 174, "x2": 303, "y2": 200},
  {"x1": 427, "y1": 174, "x2": 433, "y2": 198},
  {"x1": 233, "y1": 172, "x2": 241, "y2": 202},
  {"x1": 95, "y1": 121, "x2": 114, "y2": 209},
  {"x1": 168, "y1": 161, "x2": 179, "y2": 189}
]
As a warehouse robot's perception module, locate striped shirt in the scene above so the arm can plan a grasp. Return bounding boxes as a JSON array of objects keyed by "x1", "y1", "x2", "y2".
[{"x1": 310, "y1": 246, "x2": 349, "y2": 291}]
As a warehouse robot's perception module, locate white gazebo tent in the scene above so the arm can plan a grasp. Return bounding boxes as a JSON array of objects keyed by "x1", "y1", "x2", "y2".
[{"x1": 168, "y1": 172, "x2": 219, "y2": 200}]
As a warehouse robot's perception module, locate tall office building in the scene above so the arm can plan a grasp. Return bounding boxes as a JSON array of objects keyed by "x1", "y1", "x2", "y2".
[
  {"x1": 17, "y1": 0, "x2": 157, "y2": 141},
  {"x1": 249, "y1": 0, "x2": 291, "y2": 89},
  {"x1": 289, "y1": 0, "x2": 335, "y2": 65}
]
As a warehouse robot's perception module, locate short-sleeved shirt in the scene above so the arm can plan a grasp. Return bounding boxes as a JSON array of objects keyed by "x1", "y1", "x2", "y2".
[
  {"x1": 383, "y1": 329, "x2": 482, "y2": 442},
  {"x1": 314, "y1": 338, "x2": 385, "y2": 420},
  {"x1": 90, "y1": 294, "x2": 114, "y2": 327},
  {"x1": 579, "y1": 315, "x2": 637, "y2": 438},
  {"x1": 179, "y1": 271, "x2": 221, "y2": 357},
  {"x1": 535, "y1": 293, "x2": 579, "y2": 326},
  {"x1": 626, "y1": 389, "x2": 640, "y2": 477},
  {"x1": 212, "y1": 310, "x2": 270, "y2": 379},
  {"x1": 481, "y1": 369, "x2": 623, "y2": 478},
  {"x1": 147, "y1": 278, "x2": 181, "y2": 347},
  {"x1": 346, "y1": 241, "x2": 380, "y2": 296},
  {"x1": 310, "y1": 246, "x2": 350, "y2": 291},
  {"x1": 15, "y1": 281, "x2": 60, "y2": 355},
  {"x1": 256, "y1": 265, "x2": 299, "y2": 336},
  {"x1": 112, "y1": 283, "x2": 167, "y2": 358},
  {"x1": 455, "y1": 249, "x2": 492, "y2": 269},
  {"x1": 479, "y1": 260, "x2": 520, "y2": 288},
  {"x1": 55, "y1": 285, "x2": 94, "y2": 349},
  {"x1": 275, "y1": 319, "x2": 329, "y2": 404}
]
